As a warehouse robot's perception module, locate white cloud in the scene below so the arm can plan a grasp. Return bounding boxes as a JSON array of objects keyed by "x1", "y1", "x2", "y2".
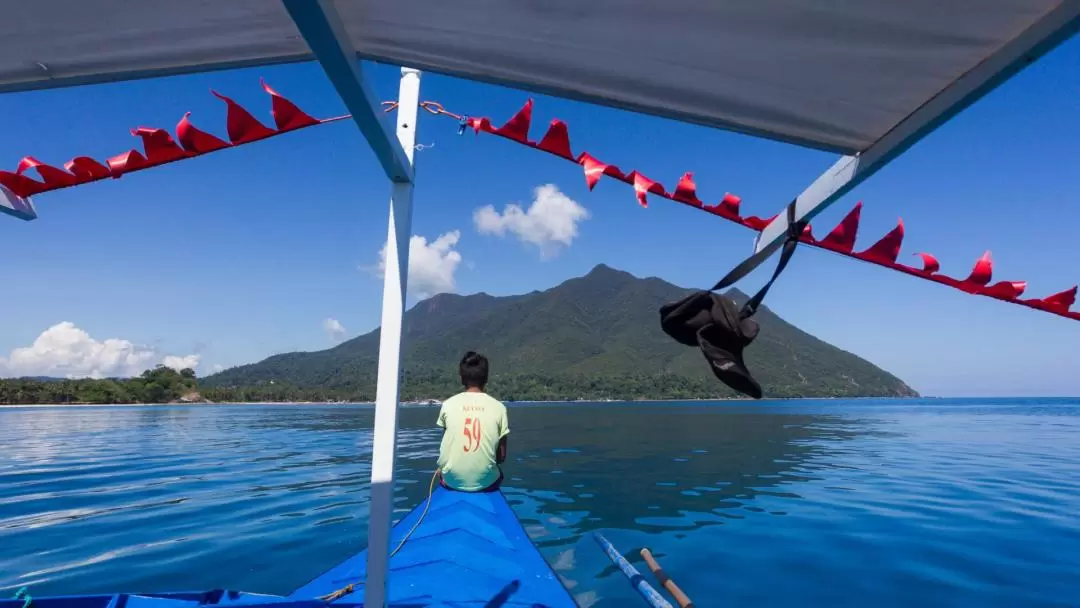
[
  {"x1": 374, "y1": 230, "x2": 463, "y2": 299},
  {"x1": 323, "y1": 318, "x2": 347, "y2": 342},
  {"x1": 0, "y1": 322, "x2": 200, "y2": 379},
  {"x1": 161, "y1": 354, "x2": 201, "y2": 372},
  {"x1": 474, "y1": 184, "x2": 589, "y2": 257},
  {"x1": 210, "y1": 364, "x2": 226, "y2": 374}
]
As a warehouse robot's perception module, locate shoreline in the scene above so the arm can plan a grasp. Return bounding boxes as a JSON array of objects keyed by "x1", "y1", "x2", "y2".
[
  {"x1": 0, "y1": 401, "x2": 372, "y2": 408},
  {"x1": 0, "y1": 395, "x2": 938, "y2": 408}
]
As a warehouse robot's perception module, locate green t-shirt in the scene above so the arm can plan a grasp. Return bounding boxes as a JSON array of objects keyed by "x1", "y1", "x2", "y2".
[{"x1": 436, "y1": 391, "x2": 510, "y2": 491}]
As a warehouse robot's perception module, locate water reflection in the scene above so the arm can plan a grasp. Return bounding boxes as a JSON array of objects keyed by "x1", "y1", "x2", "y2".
[
  {"x1": 455, "y1": 404, "x2": 871, "y2": 544},
  {"x1": 0, "y1": 403, "x2": 883, "y2": 600}
]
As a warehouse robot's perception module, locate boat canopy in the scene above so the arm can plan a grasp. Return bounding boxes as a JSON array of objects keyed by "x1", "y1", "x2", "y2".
[{"x1": 4, "y1": 0, "x2": 1078, "y2": 155}]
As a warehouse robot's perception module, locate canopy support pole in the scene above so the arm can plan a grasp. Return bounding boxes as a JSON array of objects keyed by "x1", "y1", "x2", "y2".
[
  {"x1": 752, "y1": 0, "x2": 1080, "y2": 258},
  {"x1": 364, "y1": 67, "x2": 421, "y2": 608},
  {"x1": 281, "y1": 0, "x2": 415, "y2": 184},
  {"x1": 283, "y1": 2, "x2": 424, "y2": 605}
]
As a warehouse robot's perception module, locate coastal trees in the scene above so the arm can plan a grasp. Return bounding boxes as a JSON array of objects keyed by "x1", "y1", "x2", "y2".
[{"x1": 0, "y1": 365, "x2": 200, "y2": 405}]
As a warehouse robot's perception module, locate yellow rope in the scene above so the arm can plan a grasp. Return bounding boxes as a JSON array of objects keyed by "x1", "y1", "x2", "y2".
[
  {"x1": 318, "y1": 584, "x2": 354, "y2": 603},
  {"x1": 391, "y1": 470, "x2": 439, "y2": 558},
  {"x1": 317, "y1": 469, "x2": 440, "y2": 603}
]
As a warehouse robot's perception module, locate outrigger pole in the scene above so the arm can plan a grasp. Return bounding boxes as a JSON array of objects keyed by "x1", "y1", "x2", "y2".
[
  {"x1": 593, "y1": 533, "x2": 674, "y2": 608},
  {"x1": 281, "y1": 1, "x2": 420, "y2": 607}
]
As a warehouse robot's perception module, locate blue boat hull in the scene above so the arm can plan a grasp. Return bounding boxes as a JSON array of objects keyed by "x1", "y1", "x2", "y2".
[
  {"x1": 292, "y1": 486, "x2": 576, "y2": 606},
  {"x1": 3, "y1": 488, "x2": 576, "y2": 608}
]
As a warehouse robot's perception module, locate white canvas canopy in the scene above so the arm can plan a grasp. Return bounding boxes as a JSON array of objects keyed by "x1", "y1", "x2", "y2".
[
  {"x1": 6, "y1": 0, "x2": 1078, "y2": 249},
  {"x1": 3, "y1": 2, "x2": 1077, "y2": 606},
  {"x1": 3, "y1": 0, "x2": 1078, "y2": 154}
]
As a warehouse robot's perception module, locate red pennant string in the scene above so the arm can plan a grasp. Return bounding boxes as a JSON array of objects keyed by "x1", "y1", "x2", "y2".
[
  {"x1": 631, "y1": 172, "x2": 665, "y2": 208},
  {"x1": 631, "y1": 174, "x2": 650, "y2": 207},
  {"x1": 3, "y1": 82, "x2": 333, "y2": 199},
  {"x1": 459, "y1": 98, "x2": 1077, "y2": 322},
  {"x1": 578, "y1": 153, "x2": 627, "y2": 188},
  {"x1": 494, "y1": 99, "x2": 533, "y2": 143},
  {"x1": 1028, "y1": 286, "x2": 1077, "y2": 311},
  {"x1": 17, "y1": 157, "x2": 77, "y2": 188},
  {"x1": 819, "y1": 203, "x2": 862, "y2": 254},
  {"x1": 65, "y1": 157, "x2": 112, "y2": 180},
  {"x1": 7, "y1": 90, "x2": 1078, "y2": 324},
  {"x1": 211, "y1": 90, "x2": 276, "y2": 144},
  {"x1": 721, "y1": 194, "x2": 741, "y2": 216},
  {"x1": 15, "y1": 157, "x2": 38, "y2": 174},
  {"x1": 176, "y1": 113, "x2": 230, "y2": 154},
  {"x1": 261, "y1": 79, "x2": 320, "y2": 131},
  {"x1": 107, "y1": 150, "x2": 148, "y2": 175},
  {"x1": 962, "y1": 251, "x2": 994, "y2": 288},
  {"x1": 857, "y1": 220, "x2": 904, "y2": 264},
  {"x1": 579, "y1": 153, "x2": 608, "y2": 190},
  {"x1": 741, "y1": 215, "x2": 776, "y2": 231},
  {"x1": 703, "y1": 193, "x2": 742, "y2": 220},
  {"x1": 913, "y1": 252, "x2": 941, "y2": 274},
  {"x1": 132, "y1": 128, "x2": 188, "y2": 164},
  {"x1": 0, "y1": 170, "x2": 46, "y2": 197},
  {"x1": 537, "y1": 120, "x2": 573, "y2": 159},
  {"x1": 983, "y1": 281, "x2": 1027, "y2": 299},
  {"x1": 468, "y1": 117, "x2": 493, "y2": 135},
  {"x1": 673, "y1": 173, "x2": 703, "y2": 207}
]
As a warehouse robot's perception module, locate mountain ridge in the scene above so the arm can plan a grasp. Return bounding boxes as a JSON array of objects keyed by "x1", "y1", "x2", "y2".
[{"x1": 202, "y1": 264, "x2": 917, "y2": 401}]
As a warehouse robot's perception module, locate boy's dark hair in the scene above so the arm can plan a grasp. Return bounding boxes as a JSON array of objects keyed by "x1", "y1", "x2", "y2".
[{"x1": 459, "y1": 351, "x2": 489, "y2": 388}]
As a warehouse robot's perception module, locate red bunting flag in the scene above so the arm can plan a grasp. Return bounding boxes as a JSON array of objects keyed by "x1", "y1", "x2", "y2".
[{"x1": 3, "y1": 89, "x2": 1076, "y2": 323}]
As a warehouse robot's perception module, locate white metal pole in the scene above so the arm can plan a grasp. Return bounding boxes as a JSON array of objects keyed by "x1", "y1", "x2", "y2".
[{"x1": 365, "y1": 66, "x2": 421, "y2": 608}]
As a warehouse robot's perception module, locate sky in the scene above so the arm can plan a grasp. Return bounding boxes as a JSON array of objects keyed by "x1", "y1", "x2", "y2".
[{"x1": 0, "y1": 38, "x2": 1078, "y2": 397}]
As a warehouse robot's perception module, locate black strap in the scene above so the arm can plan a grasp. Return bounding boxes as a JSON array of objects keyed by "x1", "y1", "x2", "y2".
[{"x1": 710, "y1": 201, "x2": 805, "y2": 319}]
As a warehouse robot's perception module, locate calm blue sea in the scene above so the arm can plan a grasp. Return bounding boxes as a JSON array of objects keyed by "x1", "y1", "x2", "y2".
[{"x1": 1, "y1": 399, "x2": 1078, "y2": 607}]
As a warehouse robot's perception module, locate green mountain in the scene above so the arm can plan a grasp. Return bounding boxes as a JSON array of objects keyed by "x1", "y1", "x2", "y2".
[{"x1": 202, "y1": 265, "x2": 916, "y2": 401}]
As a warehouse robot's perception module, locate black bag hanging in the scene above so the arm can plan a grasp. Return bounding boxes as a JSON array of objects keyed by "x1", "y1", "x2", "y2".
[{"x1": 659, "y1": 202, "x2": 805, "y2": 398}]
